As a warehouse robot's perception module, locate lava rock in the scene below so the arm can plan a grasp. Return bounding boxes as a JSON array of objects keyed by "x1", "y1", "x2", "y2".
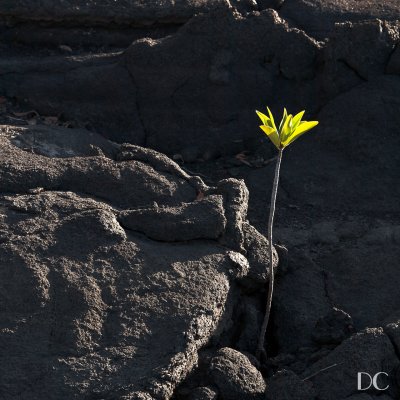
[
  {"x1": 273, "y1": 250, "x2": 331, "y2": 352},
  {"x1": 387, "y1": 45, "x2": 400, "y2": 75},
  {"x1": 209, "y1": 347, "x2": 266, "y2": 400},
  {"x1": 311, "y1": 221, "x2": 339, "y2": 244},
  {"x1": 241, "y1": 222, "x2": 277, "y2": 288},
  {"x1": 0, "y1": 124, "x2": 273, "y2": 399},
  {"x1": 279, "y1": 0, "x2": 400, "y2": 39},
  {"x1": 312, "y1": 307, "x2": 355, "y2": 345},
  {"x1": 8, "y1": 124, "x2": 119, "y2": 158},
  {"x1": 0, "y1": 0, "x2": 231, "y2": 26},
  {"x1": 118, "y1": 195, "x2": 227, "y2": 242},
  {"x1": 190, "y1": 386, "x2": 218, "y2": 400},
  {"x1": 235, "y1": 296, "x2": 262, "y2": 353},
  {"x1": 302, "y1": 328, "x2": 398, "y2": 399},
  {"x1": 324, "y1": 20, "x2": 399, "y2": 80},
  {"x1": 265, "y1": 369, "x2": 317, "y2": 400}
]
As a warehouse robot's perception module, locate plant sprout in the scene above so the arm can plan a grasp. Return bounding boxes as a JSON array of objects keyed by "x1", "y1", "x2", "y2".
[{"x1": 255, "y1": 106, "x2": 319, "y2": 360}]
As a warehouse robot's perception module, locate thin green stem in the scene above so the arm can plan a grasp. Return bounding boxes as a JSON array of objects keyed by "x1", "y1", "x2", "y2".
[{"x1": 256, "y1": 148, "x2": 283, "y2": 361}]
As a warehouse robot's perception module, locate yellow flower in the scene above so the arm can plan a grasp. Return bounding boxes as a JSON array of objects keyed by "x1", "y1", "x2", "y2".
[{"x1": 256, "y1": 107, "x2": 319, "y2": 149}]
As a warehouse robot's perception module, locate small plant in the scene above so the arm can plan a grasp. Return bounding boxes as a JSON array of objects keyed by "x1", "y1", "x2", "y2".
[{"x1": 255, "y1": 106, "x2": 319, "y2": 360}]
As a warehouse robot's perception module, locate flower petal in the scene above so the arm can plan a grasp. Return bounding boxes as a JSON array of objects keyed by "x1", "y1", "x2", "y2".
[
  {"x1": 282, "y1": 120, "x2": 319, "y2": 147},
  {"x1": 260, "y1": 125, "x2": 281, "y2": 149},
  {"x1": 281, "y1": 114, "x2": 293, "y2": 143},
  {"x1": 256, "y1": 110, "x2": 269, "y2": 126},
  {"x1": 292, "y1": 110, "x2": 305, "y2": 130},
  {"x1": 266, "y1": 107, "x2": 277, "y2": 131},
  {"x1": 278, "y1": 108, "x2": 288, "y2": 133}
]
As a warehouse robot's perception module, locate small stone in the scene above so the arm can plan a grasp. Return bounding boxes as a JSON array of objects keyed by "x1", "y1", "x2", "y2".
[
  {"x1": 191, "y1": 386, "x2": 218, "y2": 400},
  {"x1": 209, "y1": 347, "x2": 266, "y2": 400}
]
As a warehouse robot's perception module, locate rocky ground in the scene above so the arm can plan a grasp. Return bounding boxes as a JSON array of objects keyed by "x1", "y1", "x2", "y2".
[{"x1": 1, "y1": 1, "x2": 400, "y2": 399}]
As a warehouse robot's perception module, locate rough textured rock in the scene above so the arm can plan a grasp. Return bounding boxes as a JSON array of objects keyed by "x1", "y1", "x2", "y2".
[
  {"x1": 274, "y1": 223, "x2": 400, "y2": 352},
  {"x1": 1, "y1": 0, "x2": 400, "y2": 396},
  {"x1": 0, "y1": 0, "x2": 231, "y2": 25},
  {"x1": 345, "y1": 395, "x2": 394, "y2": 400},
  {"x1": 302, "y1": 329, "x2": 399, "y2": 400},
  {"x1": 320, "y1": 19, "x2": 399, "y2": 99},
  {"x1": 241, "y1": 222, "x2": 278, "y2": 288},
  {"x1": 0, "y1": 125, "x2": 275, "y2": 399},
  {"x1": 283, "y1": 75, "x2": 400, "y2": 214},
  {"x1": 235, "y1": 296, "x2": 263, "y2": 354},
  {"x1": 123, "y1": 9, "x2": 320, "y2": 155},
  {"x1": 317, "y1": 244, "x2": 400, "y2": 332},
  {"x1": 1, "y1": 2, "x2": 399, "y2": 159},
  {"x1": 265, "y1": 370, "x2": 317, "y2": 400},
  {"x1": 209, "y1": 347, "x2": 266, "y2": 400},
  {"x1": 387, "y1": 45, "x2": 400, "y2": 75},
  {"x1": 265, "y1": 74, "x2": 400, "y2": 355},
  {"x1": 118, "y1": 195, "x2": 227, "y2": 242},
  {"x1": 190, "y1": 386, "x2": 218, "y2": 400},
  {"x1": 8, "y1": 124, "x2": 119, "y2": 158},
  {"x1": 0, "y1": 8, "x2": 321, "y2": 154},
  {"x1": 0, "y1": 128, "x2": 196, "y2": 210},
  {"x1": 273, "y1": 249, "x2": 331, "y2": 352},
  {"x1": 279, "y1": 0, "x2": 400, "y2": 39},
  {"x1": 312, "y1": 307, "x2": 354, "y2": 345},
  {"x1": 0, "y1": 59, "x2": 144, "y2": 145}
]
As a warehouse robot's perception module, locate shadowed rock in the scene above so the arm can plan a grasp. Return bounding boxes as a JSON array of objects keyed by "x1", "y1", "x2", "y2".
[
  {"x1": 0, "y1": 0, "x2": 231, "y2": 26},
  {"x1": 0, "y1": 8, "x2": 321, "y2": 153},
  {"x1": 301, "y1": 329, "x2": 398, "y2": 399},
  {"x1": 279, "y1": 0, "x2": 400, "y2": 39},
  {"x1": 265, "y1": 370, "x2": 317, "y2": 400}
]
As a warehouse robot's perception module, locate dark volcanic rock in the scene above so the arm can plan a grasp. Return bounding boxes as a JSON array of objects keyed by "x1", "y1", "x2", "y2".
[
  {"x1": 345, "y1": 395, "x2": 394, "y2": 400},
  {"x1": 279, "y1": 0, "x2": 400, "y2": 39},
  {"x1": 9, "y1": 124, "x2": 119, "y2": 158},
  {"x1": 1, "y1": 4, "x2": 399, "y2": 159},
  {"x1": 1, "y1": 0, "x2": 400, "y2": 397},
  {"x1": 320, "y1": 19, "x2": 399, "y2": 101},
  {"x1": 274, "y1": 223, "x2": 400, "y2": 352},
  {"x1": 387, "y1": 45, "x2": 400, "y2": 75},
  {"x1": 265, "y1": 370, "x2": 317, "y2": 400},
  {"x1": 118, "y1": 195, "x2": 227, "y2": 242},
  {"x1": 190, "y1": 386, "x2": 218, "y2": 400},
  {"x1": 241, "y1": 222, "x2": 278, "y2": 288},
  {"x1": 312, "y1": 307, "x2": 354, "y2": 345},
  {"x1": 301, "y1": 329, "x2": 399, "y2": 399},
  {"x1": 209, "y1": 347, "x2": 266, "y2": 400},
  {"x1": 0, "y1": 127, "x2": 196, "y2": 209},
  {"x1": 0, "y1": 0, "x2": 230, "y2": 25},
  {"x1": 235, "y1": 296, "x2": 263, "y2": 353},
  {"x1": 123, "y1": 9, "x2": 320, "y2": 155},
  {"x1": 273, "y1": 250, "x2": 331, "y2": 352},
  {"x1": 0, "y1": 59, "x2": 144, "y2": 145},
  {"x1": 0, "y1": 124, "x2": 275, "y2": 400},
  {"x1": 317, "y1": 244, "x2": 400, "y2": 333},
  {"x1": 283, "y1": 75, "x2": 400, "y2": 214},
  {"x1": 0, "y1": 8, "x2": 321, "y2": 155}
]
